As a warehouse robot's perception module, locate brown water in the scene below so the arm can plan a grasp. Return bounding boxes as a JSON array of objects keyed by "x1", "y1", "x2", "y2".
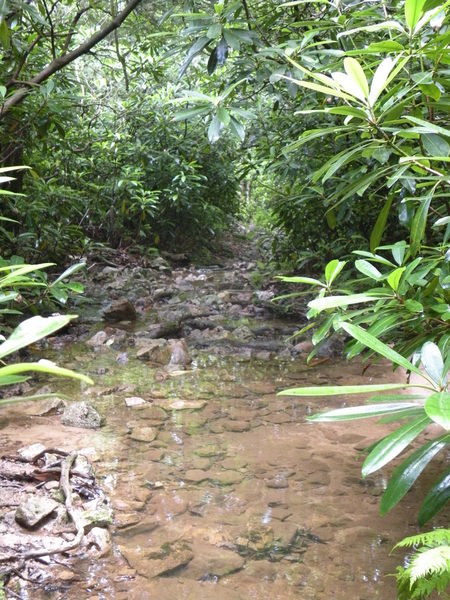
[{"x1": 1, "y1": 249, "x2": 447, "y2": 599}]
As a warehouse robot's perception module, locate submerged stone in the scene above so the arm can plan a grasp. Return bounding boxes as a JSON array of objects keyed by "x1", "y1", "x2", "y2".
[
  {"x1": 62, "y1": 402, "x2": 105, "y2": 429},
  {"x1": 102, "y1": 299, "x2": 137, "y2": 322}
]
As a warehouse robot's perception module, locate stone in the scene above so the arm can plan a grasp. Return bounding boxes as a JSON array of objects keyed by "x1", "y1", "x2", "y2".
[
  {"x1": 136, "y1": 339, "x2": 171, "y2": 364},
  {"x1": 86, "y1": 527, "x2": 112, "y2": 557},
  {"x1": 125, "y1": 396, "x2": 146, "y2": 407},
  {"x1": 211, "y1": 470, "x2": 244, "y2": 486},
  {"x1": 168, "y1": 339, "x2": 192, "y2": 367},
  {"x1": 17, "y1": 443, "x2": 46, "y2": 462},
  {"x1": 159, "y1": 399, "x2": 206, "y2": 411},
  {"x1": 15, "y1": 496, "x2": 59, "y2": 528},
  {"x1": 62, "y1": 402, "x2": 105, "y2": 429},
  {"x1": 129, "y1": 425, "x2": 156, "y2": 443},
  {"x1": 25, "y1": 398, "x2": 67, "y2": 416},
  {"x1": 146, "y1": 321, "x2": 181, "y2": 339},
  {"x1": 79, "y1": 501, "x2": 113, "y2": 532},
  {"x1": 224, "y1": 420, "x2": 250, "y2": 433},
  {"x1": 185, "y1": 546, "x2": 245, "y2": 579},
  {"x1": 265, "y1": 475, "x2": 289, "y2": 489},
  {"x1": 183, "y1": 470, "x2": 211, "y2": 483},
  {"x1": 120, "y1": 541, "x2": 193, "y2": 578},
  {"x1": 86, "y1": 330, "x2": 109, "y2": 347},
  {"x1": 102, "y1": 299, "x2": 136, "y2": 322}
]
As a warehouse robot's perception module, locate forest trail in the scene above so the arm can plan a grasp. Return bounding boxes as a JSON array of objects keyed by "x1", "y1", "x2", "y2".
[{"x1": 0, "y1": 229, "x2": 432, "y2": 599}]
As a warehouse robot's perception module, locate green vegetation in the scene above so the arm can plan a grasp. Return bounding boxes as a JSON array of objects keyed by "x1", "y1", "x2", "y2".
[{"x1": 0, "y1": 0, "x2": 448, "y2": 594}]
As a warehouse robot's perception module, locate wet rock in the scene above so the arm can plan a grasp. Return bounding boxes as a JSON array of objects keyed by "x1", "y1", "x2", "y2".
[
  {"x1": 17, "y1": 443, "x2": 46, "y2": 462},
  {"x1": 125, "y1": 396, "x2": 146, "y2": 407},
  {"x1": 62, "y1": 402, "x2": 105, "y2": 429},
  {"x1": 15, "y1": 496, "x2": 59, "y2": 528},
  {"x1": 185, "y1": 546, "x2": 245, "y2": 579},
  {"x1": 211, "y1": 470, "x2": 244, "y2": 486},
  {"x1": 79, "y1": 501, "x2": 113, "y2": 532},
  {"x1": 224, "y1": 420, "x2": 250, "y2": 433},
  {"x1": 136, "y1": 339, "x2": 171, "y2": 364},
  {"x1": 266, "y1": 475, "x2": 289, "y2": 489},
  {"x1": 86, "y1": 330, "x2": 109, "y2": 347},
  {"x1": 183, "y1": 469, "x2": 211, "y2": 483},
  {"x1": 146, "y1": 321, "x2": 181, "y2": 339},
  {"x1": 148, "y1": 256, "x2": 171, "y2": 273},
  {"x1": 168, "y1": 339, "x2": 191, "y2": 367},
  {"x1": 114, "y1": 513, "x2": 141, "y2": 529},
  {"x1": 120, "y1": 541, "x2": 193, "y2": 578},
  {"x1": 221, "y1": 457, "x2": 248, "y2": 470},
  {"x1": 129, "y1": 425, "x2": 156, "y2": 442},
  {"x1": 162, "y1": 399, "x2": 206, "y2": 411},
  {"x1": 102, "y1": 299, "x2": 136, "y2": 322},
  {"x1": 25, "y1": 398, "x2": 67, "y2": 417},
  {"x1": 85, "y1": 526, "x2": 112, "y2": 557}
]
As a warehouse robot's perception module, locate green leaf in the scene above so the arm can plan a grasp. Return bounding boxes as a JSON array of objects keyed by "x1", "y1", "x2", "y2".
[
  {"x1": 410, "y1": 194, "x2": 432, "y2": 257},
  {"x1": 207, "y1": 23, "x2": 221, "y2": 38},
  {"x1": 178, "y1": 36, "x2": 211, "y2": 78},
  {"x1": 324, "y1": 259, "x2": 346, "y2": 285},
  {"x1": 0, "y1": 360, "x2": 93, "y2": 385},
  {"x1": 370, "y1": 194, "x2": 394, "y2": 252},
  {"x1": 419, "y1": 83, "x2": 441, "y2": 101},
  {"x1": 277, "y1": 275, "x2": 325, "y2": 286},
  {"x1": 279, "y1": 384, "x2": 416, "y2": 397},
  {"x1": 425, "y1": 393, "x2": 450, "y2": 429},
  {"x1": 173, "y1": 106, "x2": 210, "y2": 121},
  {"x1": 51, "y1": 262, "x2": 86, "y2": 286},
  {"x1": 0, "y1": 263, "x2": 54, "y2": 286},
  {"x1": 405, "y1": 0, "x2": 427, "y2": 30},
  {"x1": 387, "y1": 266, "x2": 406, "y2": 291},
  {"x1": 369, "y1": 57, "x2": 397, "y2": 106},
  {"x1": 405, "y1": 116, "x2": 450, "y2": 138},
  {"x1": 217, "y1": 106, "x2": 230, "y2": 126},
  {"x1": 307, "y1": 401, "x2": 423, "y2": 421},
  {"x1": 355, "y1": 259, "x2": 383, "y2": 280},
  {"x1": 0, "y1": 315, "x2": 77, "y2": 360},
  {"x1": 380, "y1": 434, "x2": 450, "y2": 515},
  {"x1": 421, "y1": 342, "x2": 445, "y2": 387},
  {"x1": 229, "y1": 116, "x2": 245, "y2": 142},
  {"x1": 208, "y1": 115, "x2": 222, "y2": 143},
  {"x1": 344, "y1": 57, "x2": 369, "y2": 99},
  {"x1": 280, "y1": 76, "x2": 356, "y2": 103},
  {"x1": 308, "y1": 294, "x2": 378, "y2": 311},
  {"x1": 338, "y1": 322, "x2": 424, "y2": 377},
  {"x1": 362, "y1": 416, "x2": 431, "y2": 477},
  {"x1": 418, "y1": 469, "x2": 450, "y2": 525},
  {"x1": 421, "y1": 133, "x2": 450, "y2": 157}
]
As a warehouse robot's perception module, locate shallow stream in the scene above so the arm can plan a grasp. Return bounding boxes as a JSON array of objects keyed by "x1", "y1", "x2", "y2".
[{"x1": 1, "y1": 244, "x2": 447, "y2": 599}]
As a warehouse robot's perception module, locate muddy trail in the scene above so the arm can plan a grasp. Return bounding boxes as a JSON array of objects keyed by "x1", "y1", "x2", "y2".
[{"x1": 0, "y1": 231, "x2": 445, "y2": 599}]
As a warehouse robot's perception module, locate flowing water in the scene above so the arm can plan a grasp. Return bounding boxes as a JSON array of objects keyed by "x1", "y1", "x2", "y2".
[{"x1": 1, "y1": 240, "x2": 447, "y2": 599}]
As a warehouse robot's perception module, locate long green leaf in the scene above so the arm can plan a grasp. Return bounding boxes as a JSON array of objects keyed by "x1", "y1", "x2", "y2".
[
  {"x1": 380, "y1": 434, "x2": 450, "y2": 515},
  {"x1": 307, "y1": 401, "x2": 423, "y2": 421},
  {"x1": 51, "y1": 262, "x2": 86, "y2": 286},
  {"x1": 280, "y1": 75, "x2": 356, "y2": 102},
  {"x1": 0, "y1": 315, "x2": 76, "y2": 359},
  {"x1": 418, "y1": 469, "x2": 450, "y2": 525},
  {"x1": 0, "y1": 361, "x2": 93, "y2": 384},
  {"x1": 308, "y1": 294, "x2": 379, "y2": 311},
  {"x1": 370, "y1": 194, "x2": 394, "y2": 252},
  {"x1": 277, "y1": 275, "x2": 325, "y2": 287},
  {"x1": 405, "y1": 0, "x2": 427, "y2": 31},
  {"x1": 362, "y1": 416, "x2": 431, "y2": 477},
  {"x1": 410, "y1": 194, "x2": 432, "y2": 257},
  {"x1": 279, "y1": 383, "x2": 417, "y2": 397},
  {"x1": 339, "y1": 322, "x2": 424, "y2": 377}
]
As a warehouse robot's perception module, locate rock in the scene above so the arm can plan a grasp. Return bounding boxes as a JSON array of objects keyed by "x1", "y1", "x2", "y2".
[
  {"x1": 62, "y1": 402, "x2": 105, "y2": 429},
  {"x1": 168, "y1": 339, "x2": 192, "y2": 367},
  {"x1": 146, "y1": 321, "x2": 181, "y2": 339},
  {"x1": 211, "y1": 470, "x2": 244, "y2": 486},
  {"x1": 120, "y1": 541, "x2": 193, "y2": 578},
  {"x1": 183, "y1": 469, "x2": 211, "y2": 483},
  {"x1": 25, "y1": 398, "x2": 67, "y2": 417},
  {"x1": 86, "y1": 330, "x2": 109, "y2": 347},
  {"x1": 224, "y1": 420, "x2": 250, "y2": 433},
  {"x1": 79, "y1": 501, "x2": 113, "y2": 531},
  {"x1": 102, "y1": 299, "x2": 136, "y2": 322},
  {"x1": 148, "y1": 256, "x2": 171, "y2": 273},
  {"x1": 185, "y1": 546, "x2": 245, "y2": 579},
  {"x1": 125, "y1": 396, "x2": 146, "y2": 407},
  {"x1": 129, "y1": 425, "x2": 156, "y2": 442},
  {"x1": 154, "y1": 399, "x2": 206, "y2": 411},
  {"x1": 265, "y1": 475, "x2": 289, "y2": 489},
  {"x1": 15, "y1": 497, "x2": 59, "y2": 528},
  {"x1": 85, "y1": 527, "x2": 112, "y2": 557},
  {"x1": 136, "y1": 339, "x2": 171, "y2": 364},
  {"x1": 17, "y1": 443, "x2": 46, "y2": 462}
]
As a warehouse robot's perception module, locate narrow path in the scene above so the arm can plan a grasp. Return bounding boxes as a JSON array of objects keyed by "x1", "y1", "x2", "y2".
[{"x1": 1, "y1": 231, "x2": 435, "y2": 599}]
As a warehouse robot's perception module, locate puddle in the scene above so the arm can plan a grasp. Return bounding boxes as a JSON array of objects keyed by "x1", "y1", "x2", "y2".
[{"x1": 1, "y1": 246, "x2": 447, "y2": 599}]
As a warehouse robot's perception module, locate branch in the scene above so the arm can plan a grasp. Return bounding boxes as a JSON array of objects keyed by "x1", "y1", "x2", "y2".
[{"x1": 0, "y1": 0, "x2": 143, "y2": 118}]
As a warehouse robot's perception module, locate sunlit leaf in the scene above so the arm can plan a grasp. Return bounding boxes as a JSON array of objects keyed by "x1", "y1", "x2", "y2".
[{"x1": 425, "y1": 393, "x2": 450, "y2": 429}]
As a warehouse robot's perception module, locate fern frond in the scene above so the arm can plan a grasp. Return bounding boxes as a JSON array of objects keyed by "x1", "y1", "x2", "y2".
[
  {"x1": 394, "y1": 529, "x2": 450, "y2": 550},
  {"x1": 410, "y1": 546, "x2": 450, "y2": 582}
]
